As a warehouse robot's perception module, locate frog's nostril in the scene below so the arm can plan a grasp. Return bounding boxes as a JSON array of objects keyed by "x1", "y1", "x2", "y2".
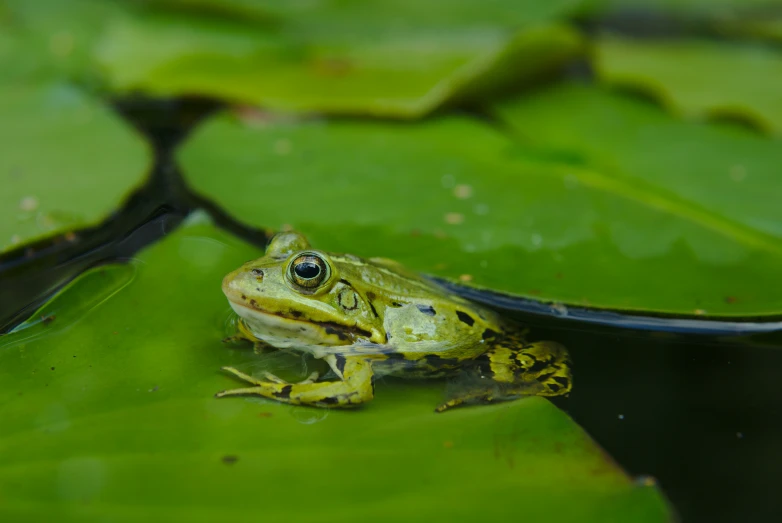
[{"x1": 251, "y1": 268, "x2": 264, "y2": 278}]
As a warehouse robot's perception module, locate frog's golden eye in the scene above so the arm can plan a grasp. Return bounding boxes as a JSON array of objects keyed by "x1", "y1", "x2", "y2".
[{"x1": 288, "y1": 253, "x2": 330, "y2": 290}]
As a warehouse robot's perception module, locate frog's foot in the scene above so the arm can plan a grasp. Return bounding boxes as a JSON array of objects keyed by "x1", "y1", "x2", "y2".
[
  {"x1": 260, "y1": 371, "x2": 288, "y2": 384},
  {"x1": 510, "y1": 340, "x2": 572, "y2": 397},
  {"x1": 219, "y1": 367, "x2": 319, "y2": 386},
  {"x1": 262, "y1": 370, "x2": 320, "y2": 385},
  {"x1": 298, "y1": 371, "x2": 320, "y2": 385},
  {"x1": 435, "y1": 389, "x2": 498, "y2": 412},
  {"x1": 436, "y1": 340, "x2": 572, "y2": 412},
  {"x1": 215, "y1": 357, "x2": 374, "y2": 408}
]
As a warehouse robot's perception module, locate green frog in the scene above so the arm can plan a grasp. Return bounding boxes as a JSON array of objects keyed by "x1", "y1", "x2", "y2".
[{"x1": 217, "y1": 232, "x2": 571, "y2": 411}]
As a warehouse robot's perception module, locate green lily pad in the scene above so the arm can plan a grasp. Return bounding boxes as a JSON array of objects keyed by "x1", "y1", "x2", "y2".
[
  {"x1": 581, "y1": 0, "x2": 782, "y2": 16},
  {"x1": 490, "y1": 83, "x2": 782, "y2": 315},
  {"x1": 95, "y1": 4, "x2": 582, "y2": 116},
  {"x1": 593, "y1": 35, "x2": 782, "y2": 134},
  {"x1": 0, "y1": 0, "x2": 128, "y2": 85},
  {"x1": 0, "y1": 82, "x2": 151, "y2": 254},
  {"x1": 179, "y1": 99, "x2": 782, "y2": 316},
  {"x1": 717, "y1": 14, "x2": 782, "y2": 43},
  {"x1": 147, "y1": 0, "x2": 585, "y2": 27},
  {"x1": 0, "y1": 215, "x2": 672, "y2": 522}
]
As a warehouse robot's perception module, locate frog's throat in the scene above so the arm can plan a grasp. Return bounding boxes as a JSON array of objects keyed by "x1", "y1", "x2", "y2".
[{"x1": 228, "y1": 301, "x2": 369, "y2": 348}]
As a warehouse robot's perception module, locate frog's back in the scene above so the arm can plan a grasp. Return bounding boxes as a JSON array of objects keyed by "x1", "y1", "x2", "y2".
[{"x1": 371, "y1": 315, "x2": 523, "y2": 379}]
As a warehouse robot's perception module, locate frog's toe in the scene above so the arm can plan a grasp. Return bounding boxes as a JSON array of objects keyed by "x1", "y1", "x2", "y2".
[
  {"x1": 215, "y1": 386, "x2": 264, "y2": 398},
  {"x1": 434, "y1": 398, "x2": 464, "y2": 412},
  {"x1": 297, "y1": 371, "x2": 320, "y2": 385},
  {"x1": 221, "y1": 366, "x2": 265, "y2": 386},
  {"x1": 262, "y1": 371, "x2": 289, "y2": 384}
]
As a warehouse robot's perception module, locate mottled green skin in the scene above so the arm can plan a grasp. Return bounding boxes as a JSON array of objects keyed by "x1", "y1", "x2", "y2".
[{"x1": 217, "y1": 232, "x2": 571, "y2": 410}]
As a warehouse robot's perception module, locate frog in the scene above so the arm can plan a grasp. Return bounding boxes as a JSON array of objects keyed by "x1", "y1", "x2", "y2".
[{"x1": 216, "y1": 231, "x2": 572, "y2": 412}]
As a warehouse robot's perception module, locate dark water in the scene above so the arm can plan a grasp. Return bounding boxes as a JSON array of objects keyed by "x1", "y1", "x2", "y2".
[
  {"x1": 2, "y1": 97, "x2": 781, "y2": 523},
  {"x1": 542, "y1": 322, "x2": 782, "y2": 523}
]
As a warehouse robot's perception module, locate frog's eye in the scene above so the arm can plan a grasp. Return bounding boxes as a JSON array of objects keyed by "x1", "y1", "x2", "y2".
[{"x1": 288, "y1": 253, "x2": 330, "y2": 290}]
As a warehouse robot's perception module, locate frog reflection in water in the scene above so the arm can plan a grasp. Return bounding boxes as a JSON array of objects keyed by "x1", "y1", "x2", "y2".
[{"x1": 217, "y1": 232, "x2": 572, "y2": 411}]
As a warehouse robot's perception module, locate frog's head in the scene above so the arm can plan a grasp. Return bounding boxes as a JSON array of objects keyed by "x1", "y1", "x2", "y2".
[{"x1": 222, "y1": 232, "x2": 386, "y2": 347}]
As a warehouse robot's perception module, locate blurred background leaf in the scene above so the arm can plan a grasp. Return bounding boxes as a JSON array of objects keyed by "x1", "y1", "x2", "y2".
[
  {"x1": 593, "y1": 36, "x2": 782, "y2": 134},
  {"x1": 0, "y1": 83, "x2": 150, "y2": 254},
  {"x1": 93, "y1": 1, "x2": 583, "y2": 117}
]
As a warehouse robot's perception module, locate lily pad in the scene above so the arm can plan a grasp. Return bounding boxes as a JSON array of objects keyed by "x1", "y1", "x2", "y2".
[
  {"x1": 593, "y1": 35, "x2": 782, "y2": 134},
  {"x1": 717, "y1": 14, "x2": 782, "y2": 43},
  {"x1": 146, "y1": 0, "x2": 585, "y2": 25},
  {"x1": 95, "y1": 3, "x2": 582, "y2": 117},
  {"x1": 0, "y1": 82, "x2": 151, "y2": 254},
  {"x1": 0, "y1": 0, "x2": 128, "y2": 85},
  {"x1": 0, "y1": 215, "x2": 672, "y2": 522},
  {"x1": 491, "y1": 83, "x2": 782, "y2": 315},
  {"x1": 179, "y1": 101, "x2": 782, "y2": 316},
  {"x1": 581, "y1": 0, "x2": 782, "y2": 16}
]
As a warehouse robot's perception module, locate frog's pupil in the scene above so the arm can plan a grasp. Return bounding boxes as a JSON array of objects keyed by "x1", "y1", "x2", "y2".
[{"x1": 295, "y1": 262, "x2": 320, "y2": 279}]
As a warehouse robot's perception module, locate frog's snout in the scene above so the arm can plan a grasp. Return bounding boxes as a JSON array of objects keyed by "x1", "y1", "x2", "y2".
[
  {"x1": 221, "y1": 270, "x2": 240, "y2": 296},
  {"x1": 222, "y1": 269, "x2": 251, "y2": 299}
]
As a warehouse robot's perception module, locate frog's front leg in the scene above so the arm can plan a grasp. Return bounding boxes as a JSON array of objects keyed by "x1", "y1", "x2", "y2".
[
  {"x1": 436, "y1": 340, "x2": 572, "y2": 412},
  {"x1": 222, "y1": 319, "x2": 273, "y2": 354},
  {"x1": 215, "y1": 355, "x2": 374, "y2": 408}
]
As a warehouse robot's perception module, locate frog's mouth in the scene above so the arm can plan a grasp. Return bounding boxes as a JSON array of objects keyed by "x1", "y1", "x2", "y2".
[{"x1": 228, "y1": 299, "x2": 370, "y2": 348}]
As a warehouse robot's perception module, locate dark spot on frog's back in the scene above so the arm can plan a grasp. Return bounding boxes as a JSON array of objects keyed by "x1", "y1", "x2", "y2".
[
  {"x1": 416, "y1": 304, "x2": 436, "y2": 316},
  {"x1": 482, "y1": 329, "x2": 499, "y2": 340},
  {"x1": 527, "y1": 357, "x2": 551, "y2": 374},
  {"x1": 249, "y1": 299, "x2": 258, "y2": 308},
  {"x1": 335, "y1": 355, "x2": 347, "y2": 375},
  {"x1": 290, "y1": 310, "x2": 303, "y2": 318},
  {"x1": 456, "y1": 310, "x2": 475, "y2": 326},
  {"x1": 275, "y1": 385, "x2": 293, "y2": 399}
]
